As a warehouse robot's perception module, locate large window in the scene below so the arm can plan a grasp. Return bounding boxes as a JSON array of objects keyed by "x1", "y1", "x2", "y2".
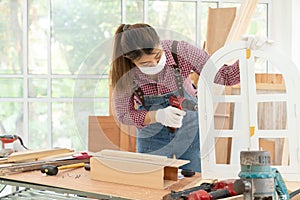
[{"x1": 0, "y1": 0, "x2": 270, "y2": 151}]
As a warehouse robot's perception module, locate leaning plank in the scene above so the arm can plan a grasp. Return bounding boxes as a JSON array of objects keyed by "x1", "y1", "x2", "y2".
[
  {"x1": 7, "y1": 148, "x2": 73, "y2": 162},
  {"x1": 205, "y1": 7, "x2": 236, "y2": 54},
  {"x1": 225, "y1": 0, "x2": 259, "y2": 44}
]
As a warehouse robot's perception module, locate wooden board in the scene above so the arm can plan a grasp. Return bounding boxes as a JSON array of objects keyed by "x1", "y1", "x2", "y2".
[
  {"x1": 0, "y1": 158, "x2": 90, "y2": 176},
  {"x1": 90, "y1": 150, "x2": 189, "y2": 189},
  {"x1": 225, "y1": 0, "x2": 259, "y2": 44},
  {"x1": 88, "y1": 116, "x2": 136, "y2": 153},
  {"x1": 205, "y1": 7, "x2": 236, "y2": 54},
  {"x1": 0, "y1": 148, "x2": 73, "y2": 164}
]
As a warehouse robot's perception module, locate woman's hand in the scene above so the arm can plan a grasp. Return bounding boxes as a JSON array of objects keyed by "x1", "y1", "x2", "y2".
[{"x1": 155, "y1": 106, "x2": 186, "y2": 128}]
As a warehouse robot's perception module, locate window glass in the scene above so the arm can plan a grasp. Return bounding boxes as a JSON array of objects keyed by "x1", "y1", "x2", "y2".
[
  {"x1": 52, "y1": 102, "x2": 83, "y2": 149},
  {"x1": 52, "y1": 102, "x2": 107, "y2": 150},
  {"x1": 29, "y1": 102, "x2": 49, "y2": 149},
  {"x1": 0, "y1": 79, "x2": 23, "y2": 98},
  {"x1": 148, "y1": 1, "x2": 197, "y2": 43},
  {"x1": 52, "y1": 78, "x2": 109, "y2": 98},
  {"x1": 51, "y1": 0, "x2": 121, "y2": 75},
  {"x1": 126, "y1": 0, "x2": 144, "y2": 23},
  {"x1": 0, "y1": 102, "x2": 22, "y2": 134},
  {"x1": 28, "y1": 0, "x2": 48, "y2": 74},
  {"x1": 28, "y1": 78, "x2": 48, "y2": 98},
  {"x1": 0, "y1": 0, "x2": 23, "y2": 74}
]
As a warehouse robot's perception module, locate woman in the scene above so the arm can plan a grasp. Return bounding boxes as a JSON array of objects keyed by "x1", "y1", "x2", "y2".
[{"x1": 111, "y1": 23, "x2": 266, "y2": 173}]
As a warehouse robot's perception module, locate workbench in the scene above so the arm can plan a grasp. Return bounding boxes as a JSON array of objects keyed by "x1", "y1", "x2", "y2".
[
  {"x1": 1, "y1": 166, "x2": 300, "y2": 200},
  {"x1": 0, "y1": 167, "x2": 202, "y2": 200}
]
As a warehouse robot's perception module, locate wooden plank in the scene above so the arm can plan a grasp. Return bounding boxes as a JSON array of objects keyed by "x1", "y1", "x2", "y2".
[
  {"x1": 215, "y1": 137, "x2": 232, "y2": 164},
  {"x1": 88, "y1": 116, "x2": 136, "y2": 153},
  {"x1": 7, "y1": 148, "x2": 73, "y2": 162},
  {"x1": 231, "y1": 74, "x2": 286, "y2": 91},
  {"x1": 281, "y1": 138, "x2": 289, "y2": 165},
  {"x1": 119, "y1": 123, "x2": 136, "y2": 152},
  {"x1": 259, "y1": 139, "x2": 275, "y2": 165},
  {"x1": 0, "y1": 158, "x2": 90, "y2": 176},
  {"x1": 88, "y1": 116, "x2": 120, "y2": 152},
  {"x1": 225, "y1": 0, "x2": 259, "y2": 44},
  {"x1": 206, "y1": 7, "x2": 236, "y2": 54}
]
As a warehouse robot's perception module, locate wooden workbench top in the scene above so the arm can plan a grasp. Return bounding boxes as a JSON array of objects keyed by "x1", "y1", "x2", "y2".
[
  {"x1": 0, "y1": 168, "x2": 202, "y2": 200},
  {"x1": 1, "y1": 168, "x2": 300, "y2": 200}
]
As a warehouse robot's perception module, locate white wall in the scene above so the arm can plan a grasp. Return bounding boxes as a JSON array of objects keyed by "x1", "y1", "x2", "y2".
[
  {"x1": 270, "y1": 0, "x2": 300, "y2": 70},
  {"x1": 291, "y1": 0, "x2": 300, "y2": 70},
  {"x1": 270, "y1": 1, "x2": 291, "y2": 54}
]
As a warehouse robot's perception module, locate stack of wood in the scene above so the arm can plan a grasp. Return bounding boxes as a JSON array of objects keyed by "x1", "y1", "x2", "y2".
[{"x1": 0, "y1": 148, "x2": 91, "y2": 176}]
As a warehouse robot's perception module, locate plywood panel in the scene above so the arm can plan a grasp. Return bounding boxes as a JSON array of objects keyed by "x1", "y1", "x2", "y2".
[
  {"x1": 88, "y1": 116, "x2": 136, "y2": 153},
  {"x1": 206, "y1": 7, "x2": 236, "y2": 54}
]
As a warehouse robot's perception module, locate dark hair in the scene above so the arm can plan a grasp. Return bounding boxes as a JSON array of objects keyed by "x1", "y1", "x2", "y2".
[{"x1": 111, "y1": 23, "x2": 160, "y2": 90}]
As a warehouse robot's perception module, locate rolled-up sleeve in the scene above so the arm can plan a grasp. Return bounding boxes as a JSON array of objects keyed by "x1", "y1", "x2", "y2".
[
  {"x1": 178, "y1": 41, "x2": 240, "y2": 86},
  {"x1": 112, "y1": 88, "x2": 148, "y2": 129},
  {"x1": 214, "y1": 60, "x2": 240, "y2": 86}
]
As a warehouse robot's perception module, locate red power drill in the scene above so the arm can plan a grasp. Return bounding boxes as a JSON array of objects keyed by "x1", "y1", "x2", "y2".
[
  {"x1": 169, "y1": 95, "x2": 198, "y2": 111},
  {"x1": 186, "y1": 179, "x2": 243, "y2": 200},
  {"x1": 168, "y1": 95, "x2": 198, "y2": 132}
]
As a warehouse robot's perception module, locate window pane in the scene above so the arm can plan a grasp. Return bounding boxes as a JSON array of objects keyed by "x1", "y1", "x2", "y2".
[
  {"x1": 73, "y1": 78, "x2": 110, "y2": 98},
  {"x1": 52, "y1": 78, "x2": 109, "y2": 98},
  {"x1": 28, "y1": 0, "x2": 48, "y2": 74},
  {"x1": 0, "y1": 102, "x2": 22, "y2": 134},
  {"x1": 94, "y1": 102, "x2": 110, "y2": 116},
  {"x1": 0, "y1": 79, "x2": 23, "y2": 97},
  {"x1": 51, "y1": 0, "x2": 121, "y2": 75},
  {"x1": 95, "y1": 79, "x2": 110, "y2": 98},
  {"x1": 29, "y1": 102, "x2": 49, "y2": 149},
  {"x1": 201, "y1": 2, "x2": 218, "y2": 46},
  {"x1": 249, "y1": 3, "x2": 268, "y2": 36},
  {"x1": 52, "y1": 78, "x2": 74, "y2": 98},
  {"x1": 77, "y1": 40, "x2": 112, "y2": 75},
  {"x1": 0, "y1": 0, "x2": 23, "y2": 74},
  {"x1": 28, "y1": 78, "x2": 48, "y2": 98},
  {"x1": 148, "y1": 1, "x2": 196, "y2": 43},
  {"x1": 52, "y1": 102, "x2": 85, "y2": 150},
  {"x1": 126, "y1": 0, "x2": 144, "y2": 23},
  {"x1": 222, "y1": 2, "x2": 268, "y2": 36}
]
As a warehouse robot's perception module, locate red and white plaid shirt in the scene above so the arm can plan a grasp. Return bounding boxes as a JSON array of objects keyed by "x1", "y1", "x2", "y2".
[{"x1": 113, "y1": 40, "x2": 240, "y2": 128}]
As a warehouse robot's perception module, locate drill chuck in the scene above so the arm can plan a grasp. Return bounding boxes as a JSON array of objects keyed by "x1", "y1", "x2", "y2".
[{"x1": 169, "y1": 95, "x2": 198, "y2": 111}]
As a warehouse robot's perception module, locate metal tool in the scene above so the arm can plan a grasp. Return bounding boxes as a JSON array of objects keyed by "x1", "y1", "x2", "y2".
[
  {"x1": 169, "y1": 182, "x2": 213, "y2": 199},
  {"x1": 167, "y1": 179, "x2": 242, "y2": 200},
  {"x1": 0, "y1": 134, "x2": 28, "y2": 149},
  {"x1": 0, "y1": 134, "x2": 28, "y2": 157},
  {"x1": 41, "y1": 162, "x2": 85, "y2": 176},
  {"x1": 169, "y1": 95, "x2": 198, "y2": 111},
  {"x1": 236, "y1": 150, "x2": 290, "y2": 200},
  {"x1": 168, "y1": 95, "x2": 198, "y2": 133}
]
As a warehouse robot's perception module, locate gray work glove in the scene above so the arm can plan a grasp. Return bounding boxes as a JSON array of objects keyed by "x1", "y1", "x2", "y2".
[{"x1": 242, "y1": 35, "x2": 274, "y2": 50}]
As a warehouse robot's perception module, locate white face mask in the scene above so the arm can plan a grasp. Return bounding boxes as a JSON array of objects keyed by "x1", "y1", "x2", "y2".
[{"x1": 138, "y1": 52, "x2": 166, "y2": 75}]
